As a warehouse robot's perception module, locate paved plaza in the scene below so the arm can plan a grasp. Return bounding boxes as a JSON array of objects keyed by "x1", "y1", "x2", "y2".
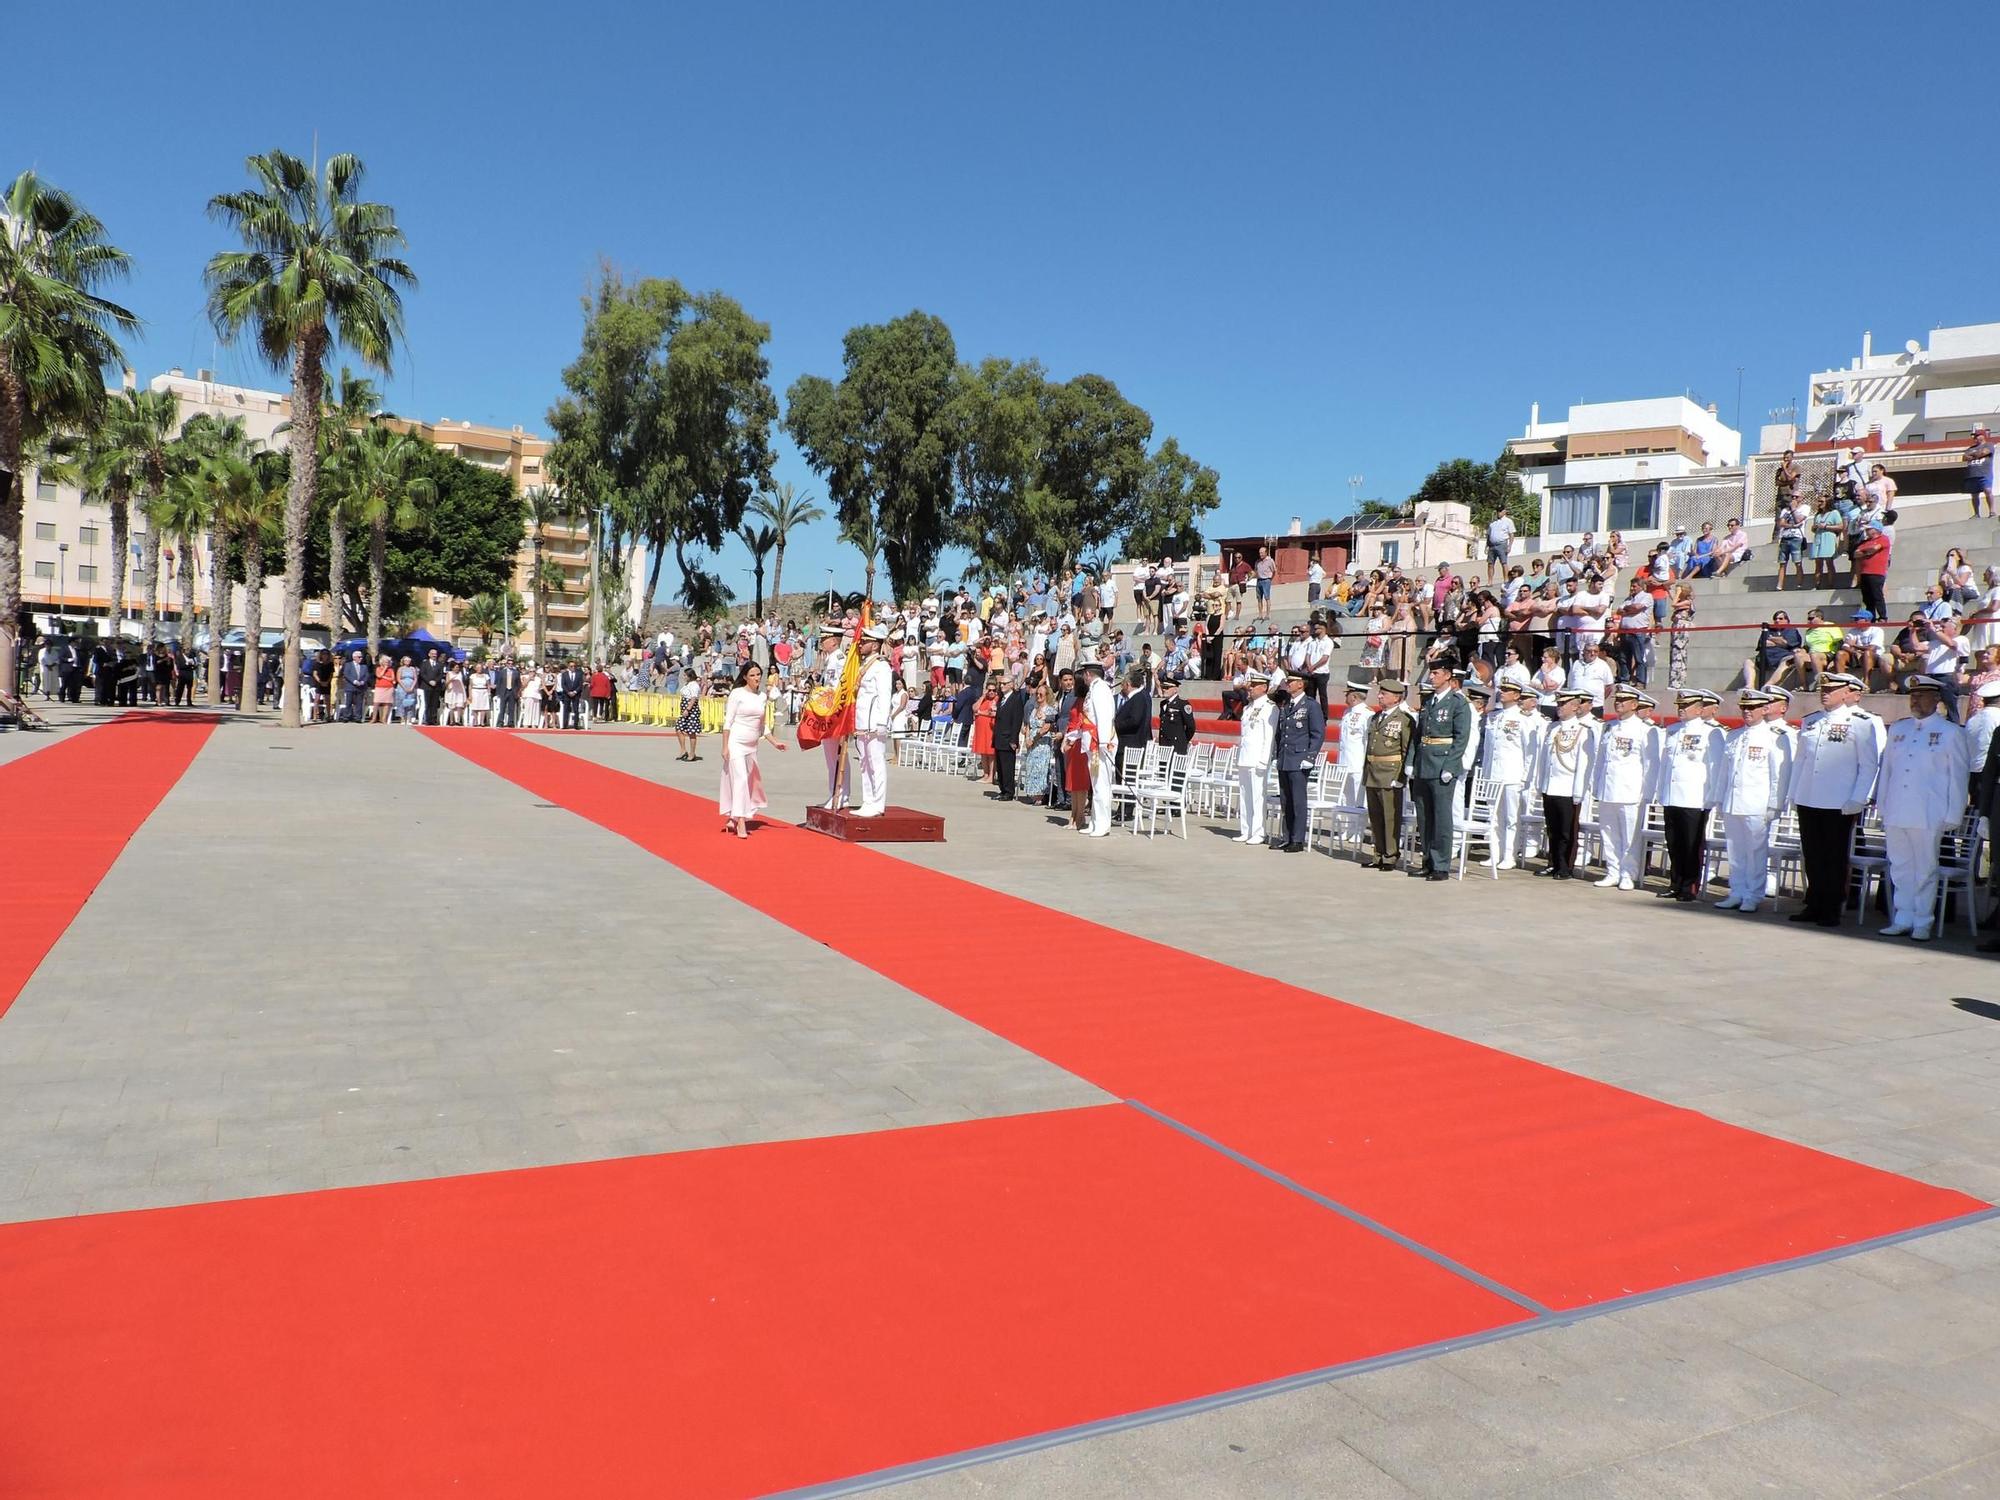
[{"x1": 5, "y1": 706, "x2": 2000, "y2": 1496}]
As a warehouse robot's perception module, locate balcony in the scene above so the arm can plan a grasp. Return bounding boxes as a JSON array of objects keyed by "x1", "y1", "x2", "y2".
[
  {"x1": 545, "y1": 599, "x2": 590, "y2": 618},
  {"x1": 1921, "y1": 382, "x2": 2000, "y2": 424}
]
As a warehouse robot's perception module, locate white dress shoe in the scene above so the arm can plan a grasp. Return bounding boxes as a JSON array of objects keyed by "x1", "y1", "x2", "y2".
[
  {"x1": 1593, "y1": 875, "x2": 1620, "y2": 888},
  {"x1": 1879, "y1": 923, "x2": 1912, "y2": 937},
  {"x1": 1911, "y1": 927, "x2": 1934, "y2": 942},
  {"x1": 1713, "y1": 898, "x2": 1742, "y2": 910},
  {"x1": 1617, "y1": 877, "x2": 1636, "y2": 891},
  {"x1": 1737, "y1": 901, "x2": 1760, "y2": 914},
  {"x1": 1497, "y1": 858, "x2": 1517, "y2": 870}
]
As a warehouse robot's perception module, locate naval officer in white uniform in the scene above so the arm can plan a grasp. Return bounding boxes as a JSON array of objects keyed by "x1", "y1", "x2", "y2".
[
  {"x1": 1716, "y1": 688, "x2": 1792, "y2": 912},
  {"x1": 852, "y1": 625, "x2": 895, "y2": 816},
  {"x1": 1786, "y1": 671, "x2": 1884, "y2": 928},
  {"x1": 1479, "y1": 679, "x2": 1543, "y2": 869},
  {"x1": 1875, "y1": 675, "x2": 1970, "y2": 941},
  {"x1": 1593, "y1": 687, "x2": 1661, "y2": 890}
]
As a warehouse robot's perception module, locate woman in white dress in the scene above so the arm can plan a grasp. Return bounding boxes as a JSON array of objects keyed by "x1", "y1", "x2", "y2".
[
  {"x1": 521, "y1": 669, "x2": 543, "y2": 728},
  {"x1": 468, "y1": 665, "x2": 492, "y2": 727},
  {"x1": 443, "y1": 666, "x2": 468, "y2": 726},
  {"x1": 719, "y1": 663, "x2": 782, "y2": 838}
]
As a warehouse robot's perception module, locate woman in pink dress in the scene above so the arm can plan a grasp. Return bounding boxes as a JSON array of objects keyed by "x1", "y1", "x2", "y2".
[{"x1": 719, "y1": 663, "x2": 782, "y2": 838}]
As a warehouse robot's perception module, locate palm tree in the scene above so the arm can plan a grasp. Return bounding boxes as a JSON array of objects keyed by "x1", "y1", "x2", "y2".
[
  {"x1": 80, "y1": 387, "x2": 181, "y2": 648},
  {"x1": 0, "y1": 171, "x2": 137, "y2": 689},
  {"x1": 148, "y1": 457, "x2": 216, "y2": 655},
  {"x1": 233, "y1": 450, "x2": 287, "y2": 712},
  {"x1": 747, "y1": 482, "x2": 823, "y2": 608},
  {"x1": 314, "y1": 368, "x2": 381, "y2": 638},
  {"x1": 337, "y1": 421, "x2": 433, "y2": 657},
  {"x1": 738, "y1": 523, "x2": 777, "y2": 618},
  {"x1": 182, "y1": 418, "x2": 252, "y2": 703},
  {"x1": 459, "y1": 590, "x2": 520, "y2": 648},
  {"x1": 205, "y1": 149, "x2": 415, "y2": 728},
  {"x1": 521, "y1": 484, "x2": 569, "y2": 663},
  {"x1": 839, "y1": 508, "x2": 880, "y2": 604}
]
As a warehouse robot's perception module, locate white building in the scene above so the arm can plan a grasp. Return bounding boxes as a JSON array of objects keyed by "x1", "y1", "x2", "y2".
[
  {"x1": 1506, "y1": 396, "x2": 1742, "y2": 551},
  {"x1": 1800, "y1": 322, "x2": 2000, "y2": 451}
]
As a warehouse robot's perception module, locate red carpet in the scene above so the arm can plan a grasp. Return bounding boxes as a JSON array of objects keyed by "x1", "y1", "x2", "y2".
[
  {"x1": 0, "y1": 1105, "x2": 1525, "y2": 1499},
  {"x1": 428, "y1": 730, "x2": 1987, "y2": 1311},
  {"x1": 0, "y1": 714, "x2": 215, "y2": 1021}
]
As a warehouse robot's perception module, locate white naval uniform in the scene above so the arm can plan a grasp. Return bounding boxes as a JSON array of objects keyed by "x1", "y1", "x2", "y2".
[
  {"x1": 1655, "y1": 719, "x2": 1726, "y2": 811},
  {"x1": 1335, "y1": 702, "x2": 1374, "y2": 805},
  {"x1": 1458, "y1": 708, "x2": 1483, "y2": 813},
  {"x1": 1718, "y1": 720, "x2": 1791, "y2": 909},
  {"x1": 819, "y1": 643, "x2": 850, "y2": 806},
  {"x1": 1534, "y1": 715, "x2": 1599, "y2": 800},
  {"x1": 1085, "y1": 676, "x2": 1118, "y2": 836},
  {"x1": 1876, "y1": 711, "x2": 1970, "y2": 935},
  {"x1": 1479, "y1": 705, "x2": 1544, "y2": 866},
  {"x1": 852, "y1": 655, "x2": 894, "y2": 816},
  {"x1": 1789, "y1": 704, "x2": 1884, "y2": 816},
  {"x1": 1594, "y1": 715, "x2": 1661, "y2": 885},
  {"x1": 1237, "y1": 697, "x2": 1276, "y2": 841}
]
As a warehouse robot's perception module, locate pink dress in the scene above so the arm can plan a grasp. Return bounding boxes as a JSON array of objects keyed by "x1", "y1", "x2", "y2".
[{"x1": 718, "y1": 687, "x2": 768, "y2": 819}]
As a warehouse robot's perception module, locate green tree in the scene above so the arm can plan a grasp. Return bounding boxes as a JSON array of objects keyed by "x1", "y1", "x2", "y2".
[
  {"x1": 547, "y1": 268, "x2": 775, "y2": 628},
  {"x1": 949, "y1": 356, "x2": 1047, "y2": 575},
  {"x1": 0, "y1": 171, "x2": 137, "y2": 688},
  {"x1": 80, "y1": 386, "x2": 174, "y2": 633},
  {"x1": 1029, "y1": 372, "x2": 1153, "y2": 567},
  {"x1": 313, "y1": 368, "x2": 382, "y2": 638},
  {"x1": 1123, "y1": 437, "x2": 1221, "y2": 559},
  {"x1": 1408, "y1": 451, "x2": 1520, "y2": 535},
  {"x1": 232, "y1": 450, "x2": 287, "y2": 711},
  {"x1": 738, "y1": 522, "x2": 776, "y2": 618},
  {"x1": 205, "y1": 149, "x2": 415, "y2": 727},
  {"x1": 786, "y1": 310, "x2": 960, "y2": 603},
  {"x1": 458, "y1": 589, "x2": 522, "y2": 647},
  {"x1": 746, "y1": 481, "x2": 823, "y2": 606},
  {"x1": 338, "y1": 421, "x2": 435, "y2": 657}
]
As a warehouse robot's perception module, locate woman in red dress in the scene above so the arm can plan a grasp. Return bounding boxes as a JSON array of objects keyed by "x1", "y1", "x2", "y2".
[
  {"x1": 971, "y1": 682, "x2": 999, "y2": 781},
  {"x1": 1062, "y1": 693, "x2": 1097, "y2": 830}
]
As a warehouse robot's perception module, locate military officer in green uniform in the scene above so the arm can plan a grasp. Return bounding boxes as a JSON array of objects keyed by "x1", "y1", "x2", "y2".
[
  {"x1": 1406, "y1": 658, "x2": 1475, "y2": 880},
  {"x1": 1361, "y1": 678, "x2": 1417, "y2": 870}
]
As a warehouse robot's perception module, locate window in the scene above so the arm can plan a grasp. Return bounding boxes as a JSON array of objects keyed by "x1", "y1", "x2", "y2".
[
  {"x1": 1378, "y1": 541, "x2": 1401, "y2": 567},
  {"x1": 79, "y1": 525, "x2": 99, "y2": 545},
  {"x1": 31, "y1": 561, "x2": 53, "y2": 579},
  {"x1": 77, "y1": 565, "x2": 98, "y2": 583},
  {"x1": 36, "y1": 476, "x2": 58, "y2": 502},
  {"x1": 1607, "y1": 482, "x2": 1660, "y2": 532},
  {"x1": 33, "y1": 521, "x2": 56, "y2": 542},
  {"x1": 1548, "y1": 485, "x2": 1599, "y2": 534}
]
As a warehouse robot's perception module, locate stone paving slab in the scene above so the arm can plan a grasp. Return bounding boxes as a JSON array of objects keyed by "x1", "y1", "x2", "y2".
[
  {"x1": 0, "y1": 715, "x2": 1101, "y2": 1224},
  {"x1": 533, "y1": 726, "x2": 2000, "y2": 1497}
]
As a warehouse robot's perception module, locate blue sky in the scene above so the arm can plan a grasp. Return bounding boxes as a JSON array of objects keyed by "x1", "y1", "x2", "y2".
[{"x1": 15, "y1": 0, "x2": 1995, "y2": 604}]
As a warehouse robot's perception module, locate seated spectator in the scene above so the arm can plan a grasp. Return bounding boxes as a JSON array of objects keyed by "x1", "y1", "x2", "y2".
[
  {"x1": 1754, "y1": 612, "x2": 1804, "y2": 688},
  {"x1": 1836, "y1": 610, "x2": 1885, "y2": 688},
  {"x1": 1888, "y1": 613, "x2": 1929, "y2": 691},
  {"x1": 1713, "y1": 518, "x2": 1751, "y2": 576},
  {"x1": 1688, "y1": 522, "x2": 1718, "y2": 578}
]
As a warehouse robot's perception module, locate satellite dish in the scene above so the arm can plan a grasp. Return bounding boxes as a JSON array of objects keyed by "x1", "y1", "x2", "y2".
[{"x1": 1905, "y1": 339, "x2": 1922, "y2": 355}]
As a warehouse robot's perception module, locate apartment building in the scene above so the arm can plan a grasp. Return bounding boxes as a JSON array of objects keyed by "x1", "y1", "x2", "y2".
[{"x1": 1506, "y1": 396, "x2": 1743, "y2": 550}]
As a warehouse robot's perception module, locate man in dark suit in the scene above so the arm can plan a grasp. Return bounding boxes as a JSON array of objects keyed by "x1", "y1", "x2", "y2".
[
  {"x1": 1111, "y1": 666, "x2": 1153, "y2": 819},
  {"x1": 1271, "y1": 665, "x2": 1328, "y2": 851},
  {"x1": 493, "y1": 659, "x2": 521, "y2": 728},
  {"x1": 338, "y1": 650, "x2": 371, "y2": 723},
  {"x1": 1156, "y1": 673, "x2": 1197, "y2": 755},
  {"x1": 1051, "y1": 668, "x2": 1077, "y2": 811},
  {"x1": 418, "y1": 648, "x2": 446, "y2": 726},
  {"x1": 558, "y1": 660, "x2": 586, "y2": 729},
  {"x1": 949, "y1": 675, "x2": 979, "y2": 755},
  {"x1": 991, "y1": 671, "x2": 1028, "y2": 801}
]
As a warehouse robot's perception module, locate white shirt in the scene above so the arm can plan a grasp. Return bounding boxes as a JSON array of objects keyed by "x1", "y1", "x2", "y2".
[
  {"x1": 1721, "y1": 720, "x2": 1791, "y2": 818},
  {"x1": 1876, "y1": 711, "x2": 1970, "y2": 829},
  {"x1": 1565, "y1": 656, "x2": 1615, "y2": 708},
  {"x1": 1789, "y1": 704, "x2": 1885, "y2": 812},
  {"x1": 1336, "y1": 702, "x2": 1374, "y2": 776},
  {"x1": 1488, "y1": 515, "x2": 1516, "y2": 547},
  {"x1": 1479, "y1": 705, "x2": 1543, "y2": 784},
  {"x1": 1535, "y1": 715, "x2": 1599, "y2": 798},
  {"x1": 1596, "y1": 715, "x2": 1661, "y2": 804},
  {"x1": 1654, "y1": 718, "x2": 1726, "y2": 809},
  {"x1": 1238, "y1": 696, "x2": 1276, "y2": 770},
  {"x1": 854, "y1": 656, "x2": 894, "y2": 733},
  {"x1": 1098, "y1": 578, "x2": 1116, "y2": 609},
  {"x1": 1964, "y1": 704, "x2": 2000, "y2": 774},
  {"x1": 1085, "y1": 677, "x2": 1116, "y2": 750},
  {"x1": 1303, "y1": 636, "x2": 1334, "y2": 674},
  {"x1": 1569, "y1": 589, "x2": 1610, "y2": 641},
  {"x1": 1842, "y1": 626, "x2": 1885, "y2": 655},
  {"x1": 1495, "y1": 661, "x2": 1533, "y2": 695}
]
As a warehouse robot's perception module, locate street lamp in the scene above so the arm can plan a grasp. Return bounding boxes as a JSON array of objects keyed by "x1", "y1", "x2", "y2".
[{"x1": 57, "y1": 542, "x2": 68, "y2": 629}]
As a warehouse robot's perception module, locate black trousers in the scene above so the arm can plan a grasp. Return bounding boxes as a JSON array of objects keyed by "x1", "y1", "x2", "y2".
[
  {"x1": 423, "y1": 687, "x2": 443, "y2": 724},
  {"x1": 340, "y1": 685, "x2": 368, "y2": 722},
  {"x1": 995, "y1": 743, "x2": 1017, "y2": 800},
  {"x1": 1795, "y1": 805, "x2": 1855, "y2": 922},
  {"x1": 561, "y1": 693, "x2": 583, "y2": 729},
  {"x1": 1306, "y1": 672, "x2": 1329, "y2": 710},
  {"x1": 1366, "y1": 786, "x2": 1403, "y2": 865},
  {"x1": 1543, "y1": 793, "x2": 1580, "y2": 875},
  {"x1": 1277, "y1": 767, "x2": 1309, "y2": 847},
  {"x1": 1411, "y1": 776, "x2": 1454, "y2": 873},
  {"x1": 1859, "y1": 573, "x2": 1887, "y2": 621},
  {"x1": 1662, "y1": 805, "x2": 1707, "y2": 894},
  {"x1": 497, "y1": 693, "x2": 518, "y2": 728}
]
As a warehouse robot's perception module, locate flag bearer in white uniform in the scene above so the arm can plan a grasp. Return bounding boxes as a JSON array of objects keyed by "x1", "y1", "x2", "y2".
[
  {"x1": 817, "y1": 622, "x2": 851, "y2": 809},
  {"x1": 1479, "y1": 679, "x2": 1543, "y2": 869},
  {"x1": 1334, "y1": 681, "x2": 1373, "y2": 808},
  {"x1": 1594, "y1": 687, "x2": 1661, "y2": 890},
  {"x1": 1234, "y1": 671, "x2": 1274, "y2": 843},
  {"x1": 852, "y1": 625, "x2": 894, "y2": 816},
  {"x1": 1716, "y1": 689, "x2": 1791, "y2": 911},
  {"x1": 1876, "y1": 675, "x2": 1970, "y2": 941},
  {"x1": 1083, "y1": 660, "x2": 1119, "y2": 837},
  {"x1": 1654, "y1": 688, "x2": 1728, "y2": 902}
]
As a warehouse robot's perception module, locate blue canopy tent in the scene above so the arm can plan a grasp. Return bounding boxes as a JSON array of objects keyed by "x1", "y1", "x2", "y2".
[{"x1": 330, "y1": 626, "x2": 467, "y2": 662}]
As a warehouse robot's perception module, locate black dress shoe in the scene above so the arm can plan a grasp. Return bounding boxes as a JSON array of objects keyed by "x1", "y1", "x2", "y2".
[
  {"x1": 1814, "y1": 916, "x2": 1842, "y2": 928},
  {"x1": 1674, "y1": 892, "x2": 1697, "y2": 903},
  {"x1": 1552, "y1": 870, "x2": 1571, "y2": 880},
  {"x1": 1426, "y1": 871, "x2": 1450, "y2": 881},
  {"x1": 1407, "y1": 867, "x2": 1430, "y2": 877}
]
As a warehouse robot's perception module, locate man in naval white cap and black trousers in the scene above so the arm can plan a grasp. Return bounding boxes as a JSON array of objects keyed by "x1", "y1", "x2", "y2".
[
  {"x1": 1532, "y1": 687, "x2": 1598, "y2": 879},
  {"x1": 1655, "y1": 688, "x2": 1727, "y2": 902},
  {"x1": 1593, "y1": 686, "x2": 1660, "y2": 890},
  {"x1": 817, "y1": 620, "x2": 851, "y2": 809},
  {"x1": 1787, "y1": 671, "x2": 1884, "y2": 928},
  {"x1": 1875, "y1": 675, "x2": 1969, "y2": 941},
  {"x1": 1716, "y1": 687, "x2": 1792, "y2": 913},
  {"x1": 852, "y1": 624, "x2": 895, "y2": 816}
]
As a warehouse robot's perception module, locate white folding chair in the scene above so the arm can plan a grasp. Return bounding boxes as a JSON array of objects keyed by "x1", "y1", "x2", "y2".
[
  {"x1": 1847, "y1": 808, "x2": 1889, "y2": 913},
  {"x1": 1933, "y1": 811, "x2": 1985, "y2": 938},
  {"x1": 1133, "y1": 752, "x2": 1191, "y2": 839}
]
